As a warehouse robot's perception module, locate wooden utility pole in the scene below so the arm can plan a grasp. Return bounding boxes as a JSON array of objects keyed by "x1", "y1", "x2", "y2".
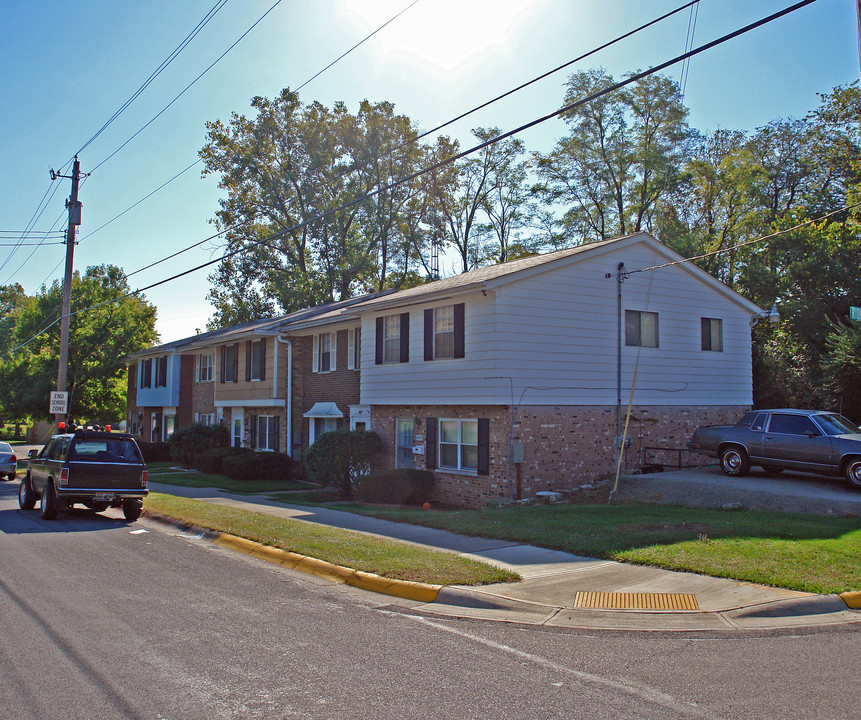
[{"x1": 55, "y1": 156, "x2": 82, "y2": 423}]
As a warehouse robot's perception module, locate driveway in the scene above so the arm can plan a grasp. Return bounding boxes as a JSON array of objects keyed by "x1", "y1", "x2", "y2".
[{"x1": 616, "y1": 465, "x2": 861, "y2": 516}]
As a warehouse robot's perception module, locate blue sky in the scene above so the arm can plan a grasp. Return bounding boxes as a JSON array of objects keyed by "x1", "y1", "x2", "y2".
[{"x1": 2, "y1": 0, "x2": 858, "y2": 343}]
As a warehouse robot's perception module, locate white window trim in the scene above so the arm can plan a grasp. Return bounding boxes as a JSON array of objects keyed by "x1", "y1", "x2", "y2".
[
  {"x1": 438, "y1": 418, "x2": 479, "y2": 472},
  {"x1": 198, "y1": 352, "x2": 215, "y2": 382},
  {"x1": 347, "y1": 327, "x2": 361, "y2": 370},
  {"x1": 312, "y1": 332, "x2": 337, "y2": 373},
  {"x1": 257, "y1": 415, "x2": 277, "y2": 451}
]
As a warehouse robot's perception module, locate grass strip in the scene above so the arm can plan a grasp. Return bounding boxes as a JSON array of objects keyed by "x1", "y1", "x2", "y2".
[
  {"x1": 323, "y1": 502, "x2": 861, "y2": 594},
  {"x1": 147, "y1": 465, "x2": 309, "y2": 494},
  {"x1": 143, "y1": 492, "x2": 517, "y2": 586}
]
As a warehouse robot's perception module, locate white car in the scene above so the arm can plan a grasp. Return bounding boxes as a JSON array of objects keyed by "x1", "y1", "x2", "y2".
[{"x1": 0, "y1": 442, "x2": 18, "y2": 481}]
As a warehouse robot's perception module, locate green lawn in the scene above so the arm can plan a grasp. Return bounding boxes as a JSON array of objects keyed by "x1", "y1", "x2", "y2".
[
  {"x1": 319, "y1": 502, "x2": 861, "y2": 594},
  {"x1": 147, "y1": 463, "x2": 310, "y2": 495},
  {"x1": 143, "y1": 493, "x2": 517, "y2": 586}
]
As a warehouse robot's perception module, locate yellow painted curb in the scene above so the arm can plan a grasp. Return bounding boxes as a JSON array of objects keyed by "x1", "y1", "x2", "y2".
[
  {"x1": 839, "y1": 591, "x2": 861, "y2": 609},
  {"x1": 347, "y1": 570, "x2": 441, "y2": 603},
  {"x1": 213, "y1": 533, "x2": 441, "y2": 602}
]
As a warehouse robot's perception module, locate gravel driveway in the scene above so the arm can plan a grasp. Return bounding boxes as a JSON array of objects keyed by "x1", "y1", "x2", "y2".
[{"x1": 615, "y1": 465, "x2": 861, "y2": 516}]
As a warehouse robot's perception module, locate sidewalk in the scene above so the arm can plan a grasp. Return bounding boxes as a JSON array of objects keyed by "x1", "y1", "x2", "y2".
[{"x1": 147, "y1": 481, "x2": 861, "y2": 632}]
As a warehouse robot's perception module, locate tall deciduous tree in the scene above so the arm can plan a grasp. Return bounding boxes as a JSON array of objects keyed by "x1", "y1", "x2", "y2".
[
  {"x1": 537, "y1": 69, "x2": 690, "y2": 243},
  {"x1": 0, "y1": 265, "x2": 157, "y2": 422}
]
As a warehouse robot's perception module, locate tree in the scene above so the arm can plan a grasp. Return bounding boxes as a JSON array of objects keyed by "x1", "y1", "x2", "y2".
[
  {"x1": 822, "y1": 320, "x2": 861, "y2": 423},
  {"x1": 200, "y1": 90, "x2": 443, "y2": 327},
  {"x1": 0, "y1": 265, "x2": 157, "y2": 422},
  {"x1": 537, "y1": 69, "x2": 691, "y2": 244}
]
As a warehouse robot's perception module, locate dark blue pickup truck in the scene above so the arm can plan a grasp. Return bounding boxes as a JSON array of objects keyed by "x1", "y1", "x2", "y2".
[
  {"x1": 688, "y1": 409, "x2": 861, "y2": 489},
  {"x1": 18, "y1": 428, "x2": 148, "y2": 520}
]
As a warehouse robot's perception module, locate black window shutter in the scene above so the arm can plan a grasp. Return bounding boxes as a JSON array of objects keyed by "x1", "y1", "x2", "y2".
[
  {"x1": 375, "y1": 317, "x2": 384, "y2": 364},
  {"x1": 477, "y1": 418, "x2": 490, "y2": 475},
  {"x1": 220, "y1": 347, "x2": 225, "y2": 384},
  {"x1": 250, "y1": 415, "x2": 257, "y2": 449},
  {"x1": 425, "y1": 417, "x2": 437, "y2": 470},
  {"x1": 245, "y1": 341, "x2": 252, "y2": 381},
  {"x1": 232, "y1": 343, "x2": 239, "y2": 382},
  {"x1": 273, "y1": 415, "x2": 280, "y2": 452},
  {"x1": 453, "y1": 303, "x2": 465, "y2": 359},
  {"x1": 399, "y1": 312, "x2": 410, "y2": 363},
  {"x1": 423, "y1": 308, "x2": 434, "y2": 361},
  {"x1": 261, "y1": 338, "x2": 267, "y2": 380}
]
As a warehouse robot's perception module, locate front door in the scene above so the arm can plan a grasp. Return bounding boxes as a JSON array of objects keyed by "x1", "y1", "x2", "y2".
[
  {"x1": 396, "y1": 419, "x2": 414, "y2": 469},
  {"x1": 232, "y1": 409, "x2": 245, "y2": 448}
]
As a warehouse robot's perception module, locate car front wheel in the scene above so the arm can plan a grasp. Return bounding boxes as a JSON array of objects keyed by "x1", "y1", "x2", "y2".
[
  {"x1": 845, "y1": 458, "x2": 861, "y2": 490},
  {"x1": 18, "y1": 474, "x2": 36, "y2": 510},
  {"x1": 720, "y1": 446, "x2": 750, "y2": 477}
]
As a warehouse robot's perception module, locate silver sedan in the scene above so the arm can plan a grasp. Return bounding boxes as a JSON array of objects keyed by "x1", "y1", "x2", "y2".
[{"x1": 0, "y1": 442, "x2": 18, "y2": 481}]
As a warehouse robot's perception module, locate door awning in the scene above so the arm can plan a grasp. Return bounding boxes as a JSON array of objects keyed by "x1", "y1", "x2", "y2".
[{"x1": 303, "y1": 401, "x2": 344, "y2": 418}]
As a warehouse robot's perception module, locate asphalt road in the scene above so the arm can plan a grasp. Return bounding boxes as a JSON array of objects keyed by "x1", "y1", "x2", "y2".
[{"x1": 0, "y1": 480, "x2": 858, "y2": 720}]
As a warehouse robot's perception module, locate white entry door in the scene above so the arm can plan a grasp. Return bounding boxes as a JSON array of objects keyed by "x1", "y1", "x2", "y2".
[{"x1": 232, "y1": 409, "x2": 245, "y2": 448}]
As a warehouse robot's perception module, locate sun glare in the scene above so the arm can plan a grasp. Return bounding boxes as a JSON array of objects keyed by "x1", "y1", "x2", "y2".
[{"x1": 345, "y1": 0, "x2": 536, "y2": 71}]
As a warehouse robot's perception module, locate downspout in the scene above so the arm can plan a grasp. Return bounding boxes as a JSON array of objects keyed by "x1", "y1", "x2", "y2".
[
  {"x1": 616, "y1": 262, "x2": 624, "y2": 439},
  {"x1": 277, "y1": 337, "x2": 292, "y2": 457}
]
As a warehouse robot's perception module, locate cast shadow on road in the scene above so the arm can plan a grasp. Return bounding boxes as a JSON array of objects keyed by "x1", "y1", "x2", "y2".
[{"x1": 0, "y1": 506, "x2": 134, "y2": 534}]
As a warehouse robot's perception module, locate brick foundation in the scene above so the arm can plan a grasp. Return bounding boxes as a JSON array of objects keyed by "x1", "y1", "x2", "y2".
[{"x1": 371, "y1": 404, "x2": 746, "y2": 508}]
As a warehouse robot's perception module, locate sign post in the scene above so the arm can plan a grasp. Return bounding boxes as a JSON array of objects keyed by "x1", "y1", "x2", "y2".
[{"x1": 50, "y1": 391, "x2": 68, "y2": 416}]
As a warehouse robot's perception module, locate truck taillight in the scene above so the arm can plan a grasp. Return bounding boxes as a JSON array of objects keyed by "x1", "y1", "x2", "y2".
[
  {"x1": 59, "y1": 468, "x2": 69, "y2": 486},
  {"x1": 141, "y1": 470, "x2": 148, "y2": 488}
]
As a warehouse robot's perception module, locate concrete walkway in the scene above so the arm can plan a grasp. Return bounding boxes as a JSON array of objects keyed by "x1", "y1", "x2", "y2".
[{"x1": 147, "y1": 481, "x2": 861, "y2": 632}]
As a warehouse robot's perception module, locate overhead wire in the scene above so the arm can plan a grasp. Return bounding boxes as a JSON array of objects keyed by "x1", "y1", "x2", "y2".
[
  {"x1": 53, "y1": 0, "x2": 824, "y2": 327},
  {"x1": 95, "y1": 0, "x2": 703, "y2": 284}
]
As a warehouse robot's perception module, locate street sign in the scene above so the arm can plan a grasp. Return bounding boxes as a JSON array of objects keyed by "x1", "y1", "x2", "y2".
[
  {"x1": 850, "y1": 306, "x2": 861, "y2": 322},
  {"x1": 50, "y1": 391, "x2": 68, "y2": 415}
]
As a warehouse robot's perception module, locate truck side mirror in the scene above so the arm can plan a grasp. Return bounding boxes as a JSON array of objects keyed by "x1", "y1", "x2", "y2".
[{"x1": 28, "y1": 449, "x2": 38, "y2": 458}]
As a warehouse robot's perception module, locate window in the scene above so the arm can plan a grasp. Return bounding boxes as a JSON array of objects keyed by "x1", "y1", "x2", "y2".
[
  {"x1": 198, "y1": 353, "x2": 214, "y2": 382},
  {"x1": 625, "y1": 310, "x2": 659, "y2": 348},
  {"x1": 155, "y1": 356, "x2": 168, "y2": 387},
  {"x1": 701, "y1": 318, "x2": 723, "y2": 351},
  {"x1": 768, "y1": 414, "x2": 820, "y2": 436},
  {"x1": 140, "y1": 359, "x2": 152, "y2": 388},
  {"x1": 347, "y1": 327, "x2": 361, "y2": 370},
  {"x1": 246, "y1": 339, "x2": 266, "y2": 380},
  {"x1": 376, "y1": 313, "x2": 409, "y2": 364},
  {"x1": 256, "y1": 415, "x2": 279, "y2": 451},
  {"x1": 221, "y1": 344, "x2": 239, "y2": 383},
  {"x1": 439, "y1": 419, "x2": 478, "y2": 471},
  {"x1": 195, "y1": 412, "x2": 215, "y2": 426},
  {"x1": 424, "y1": 303, "x2": 465, "y2": 360},
  {"x1": 383, "y1": 315, "x2": 400, "y2": 363},
  {"x1": 314, "y1": 417, "x2": 338, "y2": 441},
  {"x1": 314, "y1": 332, "x2": 335, "y2": 373}
]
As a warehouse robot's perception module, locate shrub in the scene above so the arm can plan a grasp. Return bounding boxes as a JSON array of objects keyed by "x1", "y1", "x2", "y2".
[
  {"x1": 168, "y1": 422, "x2": 229, "y2": 466},
  {"x1": 137, "y1": 441, "x2": 171, "y2": 462},
  {"x1": 222, "y1": 451, "x2": 295, "y2": 483},
  {"x1": 355, "y1": 469, "x2": 436, "y2": 505},
  {"x1": 193, "y1": 446, "x2": 252, "y2": 474},
  {"x1": 304, "y1": 429, "x2": 384, "y2": 497}
]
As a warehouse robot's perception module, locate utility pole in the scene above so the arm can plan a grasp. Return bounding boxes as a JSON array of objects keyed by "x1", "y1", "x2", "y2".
[{"x1": 53, "y1": 156, "x2": 83, "y2": 424}]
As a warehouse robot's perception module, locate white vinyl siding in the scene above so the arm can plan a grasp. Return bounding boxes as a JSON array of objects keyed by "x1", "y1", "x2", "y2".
[{"x1": 360, "y1": 238, "x2": 754, "y2": 406}]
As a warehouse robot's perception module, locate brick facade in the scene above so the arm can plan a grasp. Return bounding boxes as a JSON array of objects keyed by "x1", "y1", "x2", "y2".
[{"x1": 371, "y1": 404, "x2": 746, "y2": 508}]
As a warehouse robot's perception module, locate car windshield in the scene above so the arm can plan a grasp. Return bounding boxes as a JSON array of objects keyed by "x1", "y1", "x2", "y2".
[
  {"x1": 813, "y1": 414, "x2": 860, "y2": 436},
  {"x1": 0, "y1": 442, "x2": 11, "y2": 454}
]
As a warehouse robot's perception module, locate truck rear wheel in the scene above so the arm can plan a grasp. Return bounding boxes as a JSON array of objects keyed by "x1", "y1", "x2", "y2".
[
  {"x1": 40, "y1": 480, "x2": 59, "y2": 520},
  {"x1": 720, "y1": 446, "x2": 750, "y2": 477},
  {"x1": 18, "y1": 474, "x2": 36, "y2": 510},
  {"x1": 123, "y1": 498, "x2": 142, "y2": 522}
]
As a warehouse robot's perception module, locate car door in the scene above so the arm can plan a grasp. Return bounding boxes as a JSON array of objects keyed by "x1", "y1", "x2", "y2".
[
  {"x1": 28, "y1": 439, "x2": 56, "y2": 494},
  {"x1": 761, "y1": 413, "x2": 834, "y2": 472}
]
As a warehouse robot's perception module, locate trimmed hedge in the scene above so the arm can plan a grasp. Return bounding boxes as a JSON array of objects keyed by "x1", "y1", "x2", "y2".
[
  {"x1": 137, "y1": 441, "x2": 171, "y2": 462},
  {"x1": 355, "y1": 469, "x2": 436, "y2": 506},
  {"x1": 193, "y1": 446, "x2": 252, "y2": 474},
  {"x1": 222, "y1": 451, "x2": 295, "y2": 483},
  {"x1": 168, "y1": 423, "x2": 229, "y2": 466}
]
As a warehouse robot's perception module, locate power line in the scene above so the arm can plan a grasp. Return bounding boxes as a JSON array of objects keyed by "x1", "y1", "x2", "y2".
[
  {"x1": 73, "y1": 0, "x2": 231, "y2": 159},
  {"x1": 93, "y1": 0, "x2": 704, "y2": 284},
  {"x1": 58, "y1": 0, "x2": 825, "y2": 325},
  {"x1": 89, "y1": 0, "x2": 285, "y2": 175}
]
